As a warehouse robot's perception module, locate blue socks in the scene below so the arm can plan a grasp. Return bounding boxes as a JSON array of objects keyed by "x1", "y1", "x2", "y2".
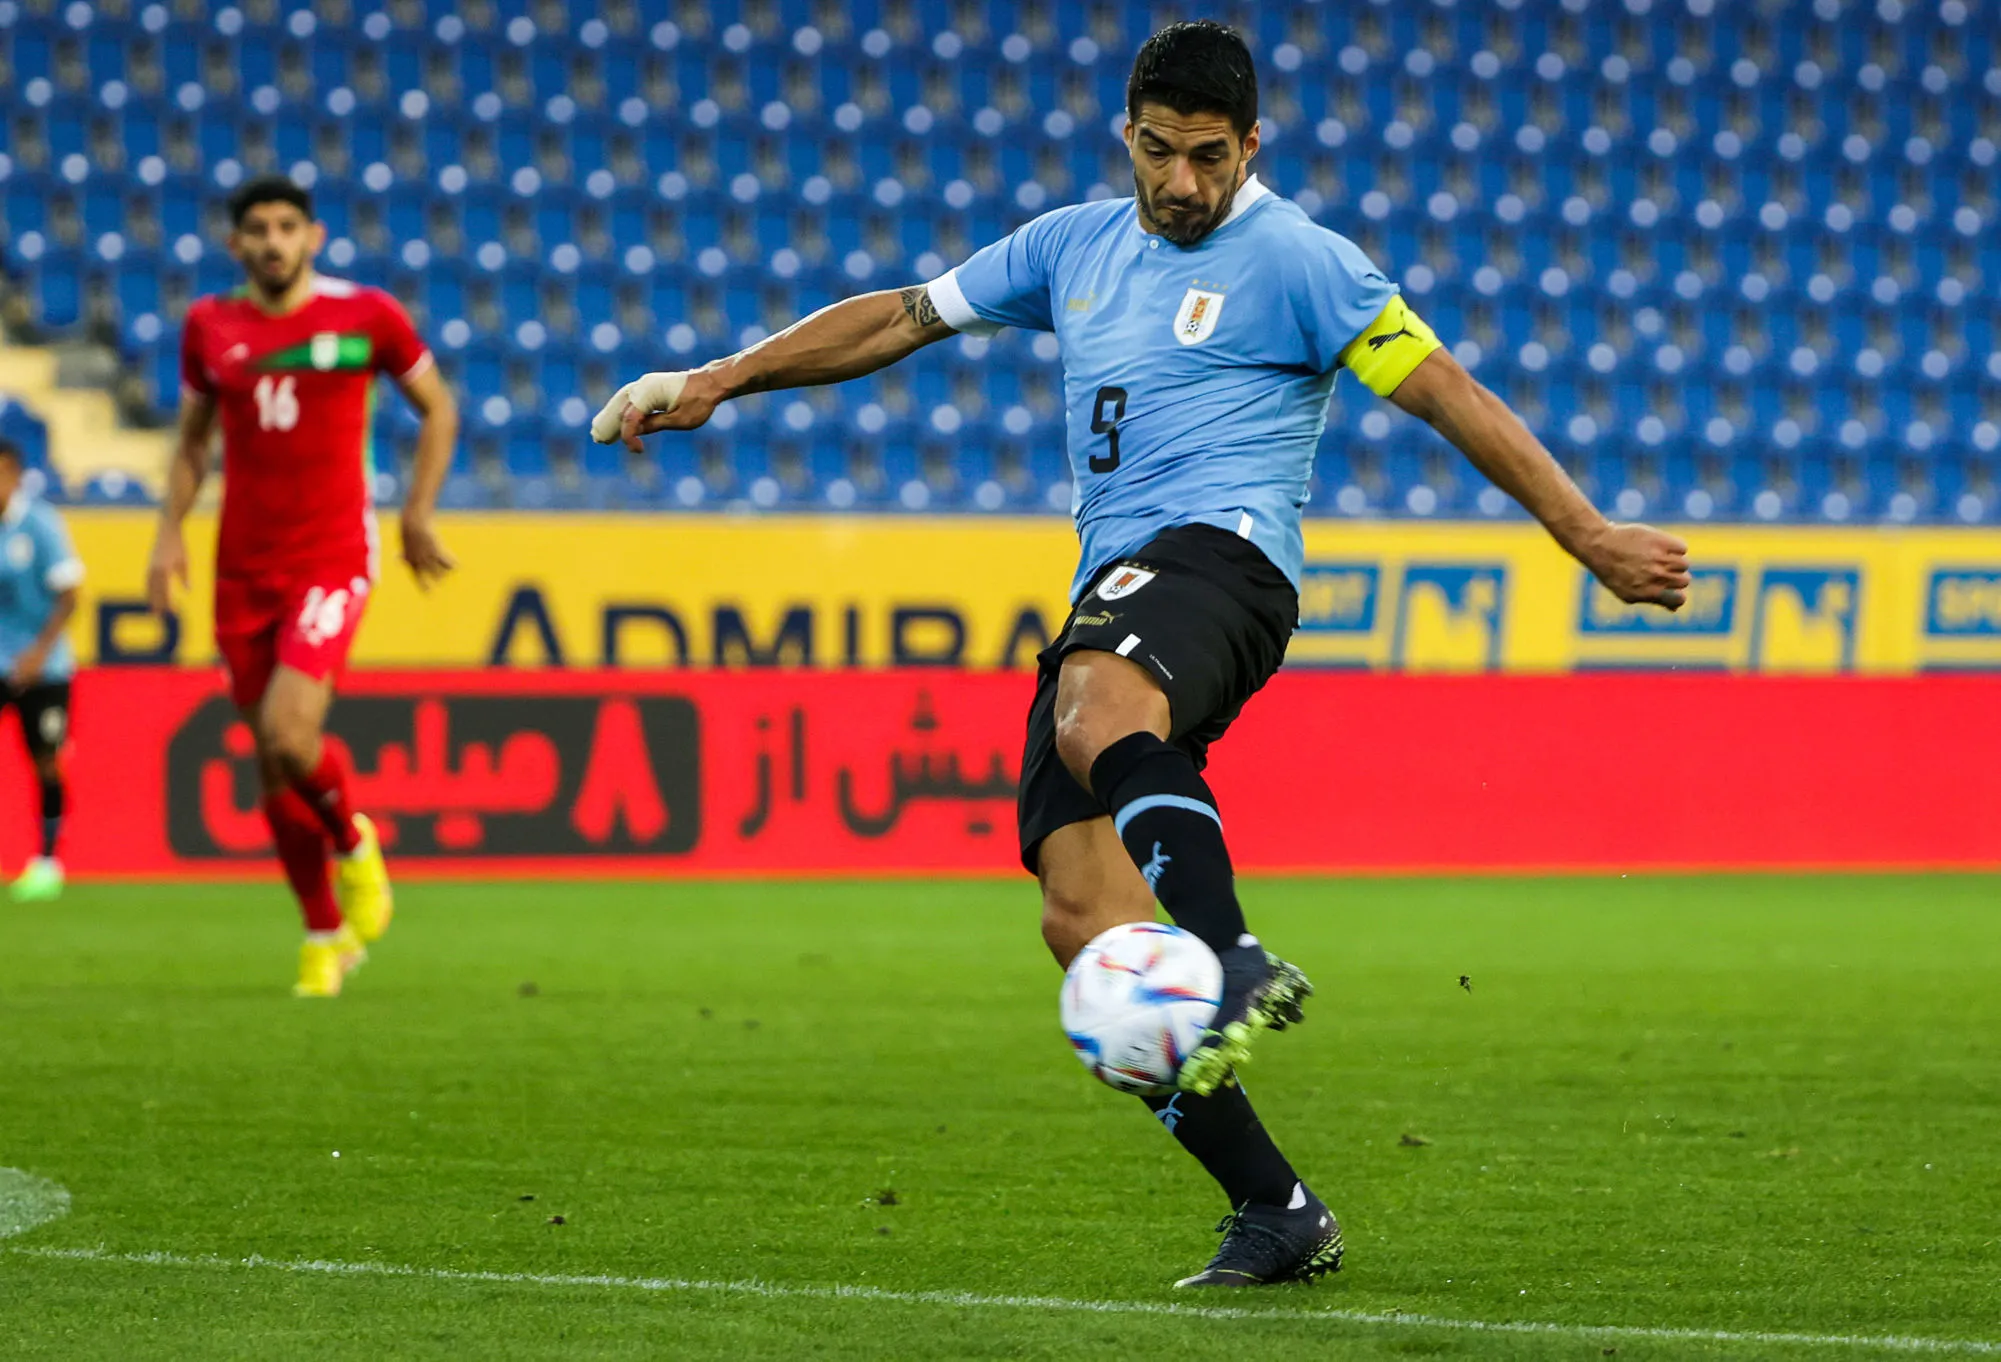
[{"x1": 1089, "y1": 732, "x2": 1247, "y2": 956}]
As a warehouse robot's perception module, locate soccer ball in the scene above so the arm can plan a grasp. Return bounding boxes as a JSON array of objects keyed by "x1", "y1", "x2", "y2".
[{"x1": 1060, "y1": 922, "x2": 1222, "y2": 1095}]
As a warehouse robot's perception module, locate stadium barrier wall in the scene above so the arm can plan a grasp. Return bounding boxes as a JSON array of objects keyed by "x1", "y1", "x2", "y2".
[
  {"x1": 62, "y1": 512, "x2": 2001, "y2": 673},
  {"x1": 4, "y1": 668, "x2": 1996, "y2": 879}
]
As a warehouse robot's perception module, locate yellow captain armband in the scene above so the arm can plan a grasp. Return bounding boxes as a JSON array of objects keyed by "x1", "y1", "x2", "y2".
[{"x1": 1338, "y1": 295, "x2": 1443, "y2": 398}]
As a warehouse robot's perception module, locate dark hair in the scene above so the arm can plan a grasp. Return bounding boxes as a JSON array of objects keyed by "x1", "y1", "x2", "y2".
[
  {"x1": 0, "y1": 436, "x2": 21, "y2": 467},
  {"x1": 227, "y1": 174, "x2": 314, "y2": 227},
  {"x1": 1126, "y1": 21, "x2": 1258, "y2": 139}
]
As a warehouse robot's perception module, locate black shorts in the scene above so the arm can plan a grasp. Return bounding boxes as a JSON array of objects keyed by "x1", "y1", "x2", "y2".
[
  {"x1": 0, "y1": 679, "x2": 72, "y2": 761},
  {"x1": 1017, "y1": 524, "x2": 1298, "y2": 873}
]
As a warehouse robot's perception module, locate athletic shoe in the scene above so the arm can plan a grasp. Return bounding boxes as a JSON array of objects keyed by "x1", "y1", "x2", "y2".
[
  {"x1": 334, "y1": 813, "x2": 393, "y2": 943},
  {"x1": 293, "y1": 924, "x2": 368, "y2": 999},
  {"x1": 1175, "y1": 1185, "x2": 1344, "y2": 1288},
  {"x1": 1176, "y1": 945, "x2": 1313, "y2": 1096},
  {"x1": 9, "y1": 857, "x2": 64, "y2": 903}
]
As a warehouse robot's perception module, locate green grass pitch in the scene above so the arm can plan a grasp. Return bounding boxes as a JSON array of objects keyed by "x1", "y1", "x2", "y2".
[{"x1": 2, "y1": 874, "x2": 1998, "y2": 1360}]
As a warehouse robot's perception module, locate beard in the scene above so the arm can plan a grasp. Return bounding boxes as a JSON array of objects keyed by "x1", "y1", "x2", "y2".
[
  {"x1": 250, "y1": 255, "x2": 306, "y2": 296},
  {"x1": 1134, "y1": 169, "x2": 1239, "y2": 246}
]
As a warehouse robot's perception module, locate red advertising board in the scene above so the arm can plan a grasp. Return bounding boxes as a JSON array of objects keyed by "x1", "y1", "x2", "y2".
[{"x1": 0, "y1": 668, "x2": 1996, "y2": 878}]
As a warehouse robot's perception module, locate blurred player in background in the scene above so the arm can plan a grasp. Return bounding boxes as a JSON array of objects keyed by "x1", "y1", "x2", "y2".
[
  {"x1": 598, "y1": 24, "x2": 1690, "y2": 1287},
  {"x1": 0, "y1": 436, "x2": 83, "y2": 903},
  {"x1": 148, "y1": 175, "x2": 459, "y2": 998}
]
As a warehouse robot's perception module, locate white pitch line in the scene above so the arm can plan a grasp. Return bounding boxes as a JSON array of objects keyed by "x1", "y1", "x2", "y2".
[{"x1": 8, "y1": 1244, "x2": 1999, "y2": 1356}]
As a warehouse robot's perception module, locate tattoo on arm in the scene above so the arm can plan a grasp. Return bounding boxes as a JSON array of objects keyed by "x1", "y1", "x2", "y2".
[{"x1": 899, "y1": 285, "x2": 941, "y2": 328}]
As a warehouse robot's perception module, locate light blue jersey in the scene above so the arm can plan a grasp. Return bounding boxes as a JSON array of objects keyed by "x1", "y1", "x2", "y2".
[
  {"x1": 930, "y1": 177, "x2": 1411, "y2": 601},
  {"x1": 0, "y1": 495, "x2": 83, "y2": 681}
]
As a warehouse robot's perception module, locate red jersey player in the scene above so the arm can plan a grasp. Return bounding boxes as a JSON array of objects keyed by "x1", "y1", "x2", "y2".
[{"x1": 147, "y1": 175, "x2": 459, "y2": 998}]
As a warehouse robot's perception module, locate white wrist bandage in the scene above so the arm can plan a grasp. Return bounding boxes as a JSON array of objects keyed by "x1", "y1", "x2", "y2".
[{"x1": 590, "y1": 371, "x2": 689, "y2": 443}]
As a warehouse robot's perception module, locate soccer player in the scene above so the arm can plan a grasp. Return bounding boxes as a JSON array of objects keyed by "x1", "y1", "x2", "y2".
[
  {"x1": 594, "y1": 23, "x2": 1690, "y2": 1286},
  {"x1": 0, "y1": 436, "x2": 83, "y2": 903},
  {"x1": 147, "y1": 175, "x2": 459, "y2": 998}
]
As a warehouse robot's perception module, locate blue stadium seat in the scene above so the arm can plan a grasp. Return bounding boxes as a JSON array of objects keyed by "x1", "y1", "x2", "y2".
[
  {"x1": 0, "y1": 0, "x2": 1992, "y2": 518},
  {"x1": 30, "y1": 254, "x2": 85, "y2": 330},
  {"x1": 0, "y1": 397, "x2": 53, "y2": 469}
]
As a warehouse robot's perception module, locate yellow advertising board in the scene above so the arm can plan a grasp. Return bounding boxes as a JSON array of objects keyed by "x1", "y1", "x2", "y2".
[
  {"x1": 63, "y1": 511, "x2": 2001, "y2": 673},
  {"x1": 1281, "y1": 522, "x2": 2001, "y2": 673}
]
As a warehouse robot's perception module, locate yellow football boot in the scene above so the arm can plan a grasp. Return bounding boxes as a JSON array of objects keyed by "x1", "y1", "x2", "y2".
[
  {"x1": 334, "y1": 813, "x2": 394, "y2": 944},
  {"x1": 294, "y1": 924, "x2": 367, "y2": 999}
]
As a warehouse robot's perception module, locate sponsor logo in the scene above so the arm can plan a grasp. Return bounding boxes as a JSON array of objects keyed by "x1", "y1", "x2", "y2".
[
  {"x1": 1925, "y1": 569, "x2": 2001, "y2": 636},
  {"x1": 167, "y1": 693, "x2": 701, "y2": 858},
  {"x1": 1297, "y1": 563, "x2": 1380, "y2": 633},
  {"x1": 1749, "y1": 568, "x2": 1860, "y2": 671},
  {"x1": 1579, "y1": 568, "x2": 1738, "y2": 635},
  {"x1": 64, "y1": 512, "x2": 2001, "y2": 675},
  {"x1": 1391, "y1": 565, "x2": 1507, "y2": 670},
  {"x1": 1367, "y1": 325, "x2": 1416, "y2": 351},
  {"x1": 1096, "y1": 565, "x2": 1157, "y2": 601},
  {"x1": 1172, "y1": 287, "x2": 1226, "y2": 346}
]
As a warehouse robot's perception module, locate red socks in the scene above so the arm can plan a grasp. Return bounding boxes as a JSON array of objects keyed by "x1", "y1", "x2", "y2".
[
  {"x1": 292, "y1": 747, "x2": 362, "y2": 855},
  {"x1": 264, "y1": 788, "x2": 340, "y2": 933},
  {"x1": 266, "y1": 747, "x2": 363, "y2": 933}
]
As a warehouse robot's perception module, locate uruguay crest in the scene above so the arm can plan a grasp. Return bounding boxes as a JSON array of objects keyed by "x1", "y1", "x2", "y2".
[
  {"x1": 1172, "y1": 287, "x2": 1226, "y2": 346},
  {"x1": 1096, "y1": 565, "x2": 1157, "y2": 601}
]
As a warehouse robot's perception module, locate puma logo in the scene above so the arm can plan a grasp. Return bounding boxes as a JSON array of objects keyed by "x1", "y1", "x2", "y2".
[
  {"x1": 1367, "y1": 326, "x2": 1416, "y2": 350},
  {"x1": 1154, "y1": 1093, "x2": 1186, "y2": 1132},
  {"x1": 1141, "y1": 841, "x2": 1172, "y2": 891}
]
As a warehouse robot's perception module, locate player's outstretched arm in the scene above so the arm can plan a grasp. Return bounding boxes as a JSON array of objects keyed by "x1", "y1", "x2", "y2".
[
  {"x1": 1388, "y1": 349, "x2": 1692, "y2": 611},
  {"x1": 147, "y1": 389, "x2": 217, "y2": 616},
  {"x1": 593, "y1": 285, "x2": 955, "y2": 453},
  {"x1": 395, "y1": 363, "x2": 460, "y2": 590}
]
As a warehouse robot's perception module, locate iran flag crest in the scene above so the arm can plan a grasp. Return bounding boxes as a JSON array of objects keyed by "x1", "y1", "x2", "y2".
[{"x1": 1173, "y1": 287, "x2": 1226, "y2": 346}]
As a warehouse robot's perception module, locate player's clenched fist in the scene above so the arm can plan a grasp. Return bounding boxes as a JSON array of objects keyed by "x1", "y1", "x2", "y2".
[
  {"x1": 1581, "y1": 522, "x2": 1693, "y2": 611},
  {"x1": 592, "y1": 370, "x2": 721, "y2": 453}
]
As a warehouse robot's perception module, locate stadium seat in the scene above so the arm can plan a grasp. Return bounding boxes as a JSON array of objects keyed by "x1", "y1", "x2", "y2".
[
  {"x1": 0, "y1": 396, "x2": 54, "y2": 470},
  {"x1": 0, "y1": 1, "x2": 1993, "y2": 518}
]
